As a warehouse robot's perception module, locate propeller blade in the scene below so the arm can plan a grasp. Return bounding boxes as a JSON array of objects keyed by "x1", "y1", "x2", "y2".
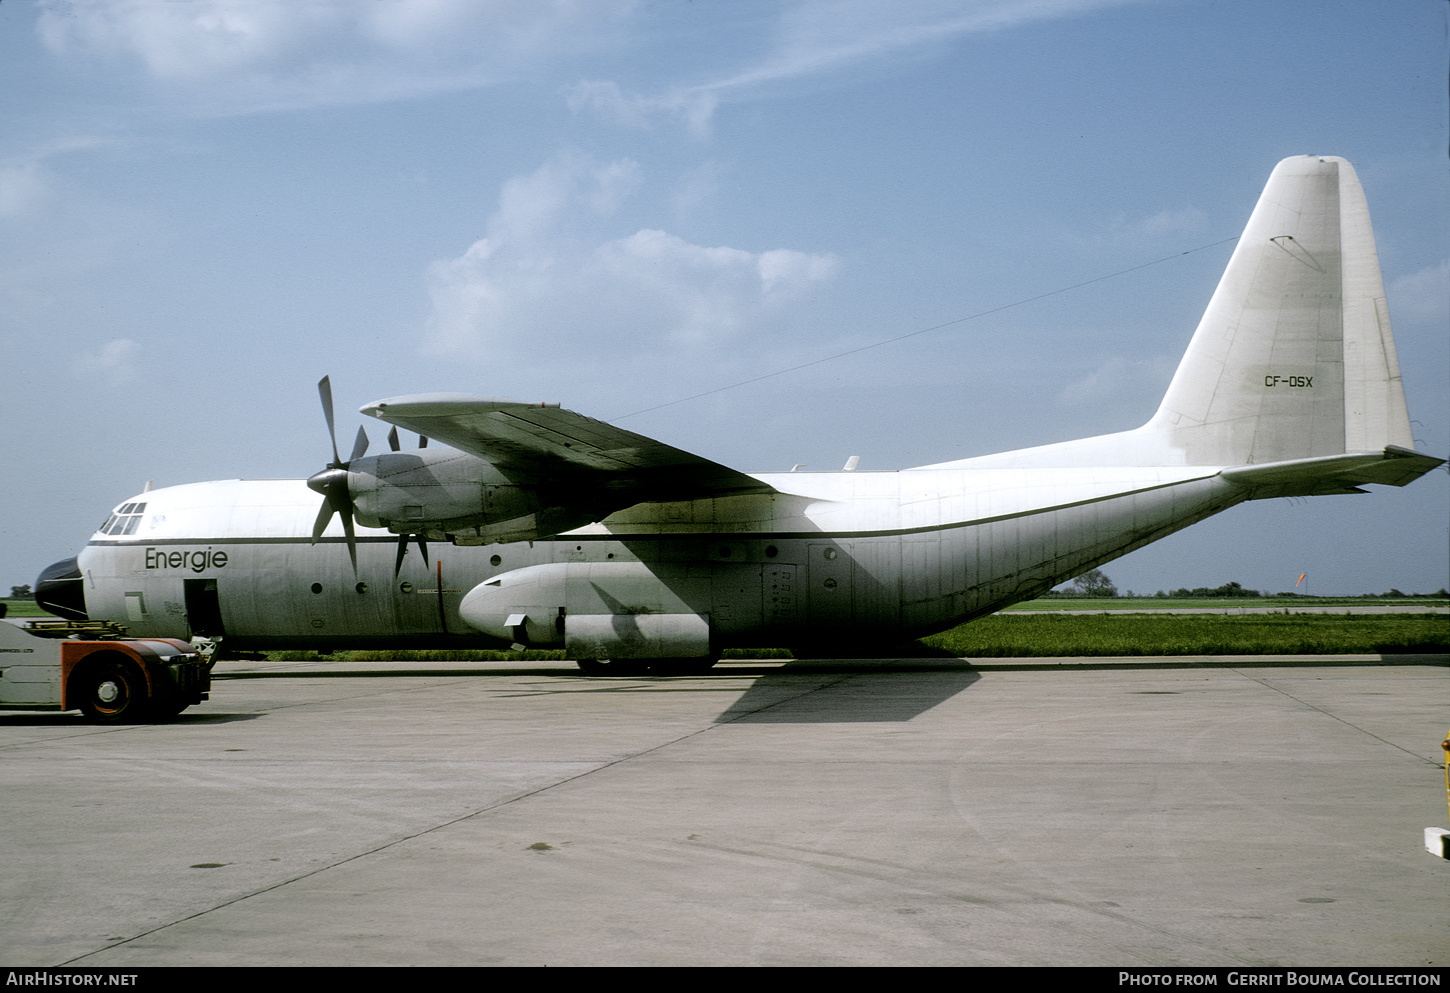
[
  {"x1": 318, "y1": 376, "x2": 341, "y2": 466},
  {"x1": 393, "y1": 534, "x2": 409, "y2": 578},
  {"x1": 391, "y1": 532, "x2": 431, "y2": 578},
  {"x1": 312, "y1": 377, "x2": 360, "y2": 575},
  {"x1": 311, "y1": 498, "x2": 335, "y2": 544},
  {"x1": 392, "y1": 533, "x2": 432, "y2": 577},
  {"x1": 388, "y1": 426, "x2": 400, "y2": 452},
  {"x1": 340, "y1": 506, "x2": 358, "y2": 576}
]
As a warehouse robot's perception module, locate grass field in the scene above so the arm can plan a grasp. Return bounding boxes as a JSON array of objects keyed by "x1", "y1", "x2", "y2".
[
  {"x1": 1001, "y1": 596, "x2": 1449, "y2": 611},
  {"x1": 917, "y1": 611, "x2": 1447, "y2": 658},
  {"x1": 5, "y1": 598, "x2": 1445, "y2": 661},
  {"x1": 258, "y1": 612, "x2": 1450, "y2": 663}
]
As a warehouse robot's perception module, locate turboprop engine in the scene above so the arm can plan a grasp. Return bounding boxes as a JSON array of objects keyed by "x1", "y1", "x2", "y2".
[
  {"x1": 306, "y1": 377, "x2": 632, "y2": 573},
  {"x1": 344, "y1": 447, "x2": 608, "y2": 544}
]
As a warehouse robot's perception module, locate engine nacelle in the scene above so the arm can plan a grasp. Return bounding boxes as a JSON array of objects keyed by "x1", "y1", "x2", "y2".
[
  {"x1": 458, "y1": 562, "x2": 713, "y2": 659},
  {"x1": 345, "y1": 448, "x2": 608, "y2": 542}
]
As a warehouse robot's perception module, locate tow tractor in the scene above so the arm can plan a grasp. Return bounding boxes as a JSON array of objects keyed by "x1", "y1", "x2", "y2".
[{"x1": 0, "y1": 612, "x2": 209, "y2": 722}]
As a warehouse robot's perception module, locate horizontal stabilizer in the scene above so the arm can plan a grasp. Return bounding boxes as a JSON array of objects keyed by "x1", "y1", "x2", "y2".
[{"x1": 1220, "y1": 446, "x2": 1444, "y2": 498}]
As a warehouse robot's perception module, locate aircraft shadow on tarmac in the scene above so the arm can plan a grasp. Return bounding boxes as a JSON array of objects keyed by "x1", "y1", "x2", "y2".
[
  {"x1": 714, "y1": 659, "x2": 982, "y2": 724},
  {"x1": 206, "y1": 657, "x2": 984, "y2": 724}
]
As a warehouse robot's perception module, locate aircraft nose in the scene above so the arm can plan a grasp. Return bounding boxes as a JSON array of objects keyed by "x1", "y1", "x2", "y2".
[{"x1": 34, "y1": 556, "x2": 88, "y2": 621}]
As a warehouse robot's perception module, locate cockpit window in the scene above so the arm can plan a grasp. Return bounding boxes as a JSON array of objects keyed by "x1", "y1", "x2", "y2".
[{"x1": 101, "y1": 502, "x2": 147, "y2": 536}]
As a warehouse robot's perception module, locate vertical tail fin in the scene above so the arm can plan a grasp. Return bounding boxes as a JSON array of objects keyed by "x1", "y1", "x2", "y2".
[{"x1": 1149, "y1": 155, "x2": 1412, "y2": 466}]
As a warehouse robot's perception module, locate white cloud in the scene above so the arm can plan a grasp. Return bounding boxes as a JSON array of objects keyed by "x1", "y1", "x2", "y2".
[
  {"x1": 565, "y1": 80, "x2": 719, "y2": 137},
  {"x1": 39, "y1": 0, "x2": 325, "y2": 80},
  {"x1": 36, "y1": 0, "x2": 634, "y2": 113},
  {"x1": 729, "y1": 0, "x2": 1127, "y2": 91},
  {"x1": 757, "y1": 248, "x2": 839, "y2": 294},
  {"x1": 74, "y1": 338, "x2": 142, "y2": 383},
  {"x1": 34, "y1": 1, "x2": 1138, "y2": 124},
  {"x1": 423, "y1": 155, "x2": 837, "y2": 361},
  {"x1": 488, "y1": 152, "x2": 640, "y2": 243},
  {"x1": 569, "y1": 0, "x2": 1136, "y2": 135},
  {"x1": 1387, "y1": 260, "x2": 1449, "y2": 326}
]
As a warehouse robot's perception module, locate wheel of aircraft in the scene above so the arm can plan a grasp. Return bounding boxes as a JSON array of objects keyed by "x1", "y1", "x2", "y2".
[{"x1": 72, "y1": 656, "x2": 148, "y2": 723}]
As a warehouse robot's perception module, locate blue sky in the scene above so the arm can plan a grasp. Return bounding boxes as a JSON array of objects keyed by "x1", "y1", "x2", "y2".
[{"x1": 2, "y1": 0, "x2": 1446, "y2": 597}]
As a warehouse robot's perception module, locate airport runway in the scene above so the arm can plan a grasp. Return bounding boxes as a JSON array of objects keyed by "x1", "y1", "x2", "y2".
[{"x1": 1, "y1": 655, "x2": 1446, "y2": 967}]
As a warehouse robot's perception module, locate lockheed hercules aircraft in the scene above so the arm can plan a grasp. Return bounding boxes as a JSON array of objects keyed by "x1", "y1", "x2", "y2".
[{"x1": 35, "y1": 156, "x2": 1444, "y2": 675}]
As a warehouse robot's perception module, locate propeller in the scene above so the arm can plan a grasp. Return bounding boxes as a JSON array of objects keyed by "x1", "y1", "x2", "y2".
[
  {"x1": 309, "y1": 376, "x2": 433, "y2": 579},
  {"x1": 385, "y1": 425, "x2": 431, "y2": 576},
  {"x1": 393, "y1": 532, "x2": 429, "y2": 578},
  {"x1": 307, "y1": 376, "x2": 367, "y2": 575},
  {"x1": 386, "y1": 426, "x2": 428, "y2": 450}
]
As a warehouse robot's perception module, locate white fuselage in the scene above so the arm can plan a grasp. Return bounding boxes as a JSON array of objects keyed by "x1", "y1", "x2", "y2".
[{"x1": 72, "y1": 462, "x2": 1238, "y2": 651}]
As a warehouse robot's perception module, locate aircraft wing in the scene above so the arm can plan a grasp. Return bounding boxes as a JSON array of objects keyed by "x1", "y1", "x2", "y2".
[{"x1": 360, "y1": 393, "x2": 774, "y2": 499}]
